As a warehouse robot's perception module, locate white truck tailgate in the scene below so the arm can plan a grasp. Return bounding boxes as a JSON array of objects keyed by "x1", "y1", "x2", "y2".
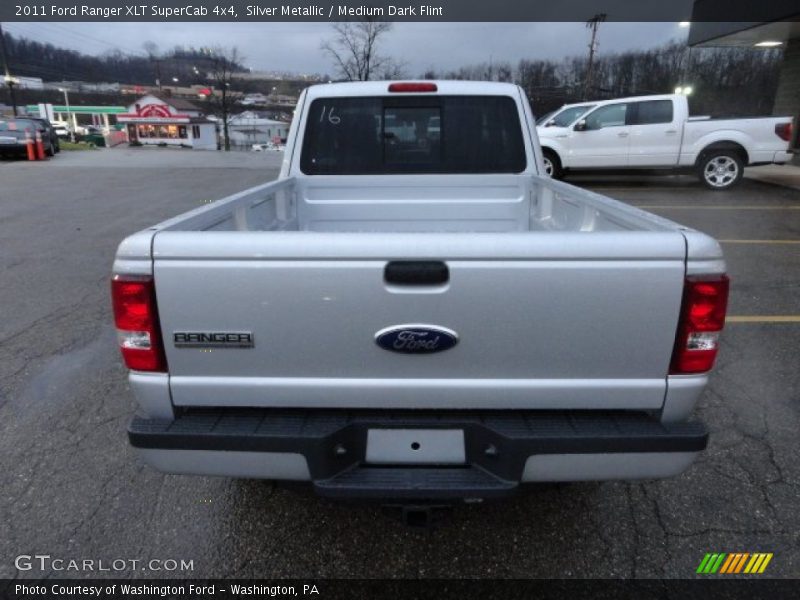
[{"x1": 153, "y1": 231, "x2": 686, "y2": 410}]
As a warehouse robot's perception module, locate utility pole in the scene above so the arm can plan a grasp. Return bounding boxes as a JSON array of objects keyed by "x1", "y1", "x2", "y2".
[
  {"x1": 583, "y1": 13, "x2": 606, "y2": 101},
  {"x1": 153, "y1": 57, "x2": 163, "y2": 90},
  {"x1": 0, "y1": 22, "x2": 19, "y2": 115},
  {"x1": 59, "y1": 87, "x2": 75, "y2": 143},
  {"x1": 143, "y1": 41, "x2": 162, "y2": 91}
]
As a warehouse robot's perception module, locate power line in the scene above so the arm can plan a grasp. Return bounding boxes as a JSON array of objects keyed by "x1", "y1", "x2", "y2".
[
  {"x1": 39, "y1": 23, "x2": 148, "y2": 57},
  {"x1": 3, "y1": 23, "x2": 147, "y2": 60}
]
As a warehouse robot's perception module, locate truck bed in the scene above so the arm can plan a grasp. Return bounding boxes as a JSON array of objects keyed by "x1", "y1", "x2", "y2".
[
  {"x1": 152, "y1": 173, "x2": 684, "y2": 235},
  {"x1": 110, "y1": 174, "x2": 720, "y2": 413}
]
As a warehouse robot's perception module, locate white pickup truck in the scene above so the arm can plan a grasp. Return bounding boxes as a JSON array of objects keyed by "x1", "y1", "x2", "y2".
[
  {"x1": 114, "y1": 82, "x2": 729, "y2": 509},
  {"x1": 537, "y1": 94, "x2": 794, "y2": 189}
]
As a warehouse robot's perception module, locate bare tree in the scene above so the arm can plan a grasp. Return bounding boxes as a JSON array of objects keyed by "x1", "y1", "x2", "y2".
[
  {"x1": 142, "y1": 41, "x2": 162, "y2": 89},
  {"x1": 204, "y1": 46, "x2": 243, "y2": 151},
  {"x1": 321, "y1": 18, "x2": 397, "y2": 81},
  {"x1": 495, "y1": 63, "x2": 514, "y2": 82},
  {"x1": 377, "y1": 59, "x2": 407, "y2": 81},
  {"x1": 142, "y1": 41, "x2": 159, "y2": 57}
]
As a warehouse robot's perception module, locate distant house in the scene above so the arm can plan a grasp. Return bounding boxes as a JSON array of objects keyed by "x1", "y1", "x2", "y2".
[
  {"x1": 44, "y1": 80, "x2": 119, "y2": 94},
  {"x1": 116, "y1": 94, "x2": 217, "y2": 150},
  {"x1": 272, "y1": 94, "x2": 298, "y2": 106},
  {"x1": 240, "y1": 93, "x2": 269, "y2": 105},
  {"x1": 0, "y1": 76, "x2": 44, "y2": 90},
  {"x1": 228, "y1": 111, "x2": 290, "y2": 146}
]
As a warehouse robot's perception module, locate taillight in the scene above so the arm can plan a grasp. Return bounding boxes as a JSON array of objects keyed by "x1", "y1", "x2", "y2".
[
  {"x1": 670, "y1": 275, "x2": 729, "y2": 374},
  {"x1": 775, "y1": 122, "x2": 792, "y2": 142},
  {"x1": 111, "y1": 275, "x2": 167, "y2": 372},
  {"x1": 388, "y1": 82, "x2": 438, "y2": 93}
]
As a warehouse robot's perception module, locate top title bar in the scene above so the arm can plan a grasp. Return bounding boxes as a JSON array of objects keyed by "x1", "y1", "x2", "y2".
[{"x1": 2, "y1": 0, "x2": 799, "y2": 22}]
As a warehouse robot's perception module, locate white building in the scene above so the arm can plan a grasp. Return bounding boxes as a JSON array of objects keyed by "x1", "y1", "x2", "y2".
[
  {"x1": 116, "y1": 94, "x2": 217, "y2": 150},
  {"x1": 227, "y1": 111, "x2": 290, "y2": 147},
  {"x1": 2, "y1": 76, "x2": 44, "y2": 90},
  {"x1": 239, "y1": 93, "x2": 269, "y2": 105},
  {"x1": 44, "y1": 80, "x2": 120, "y2": 93}
]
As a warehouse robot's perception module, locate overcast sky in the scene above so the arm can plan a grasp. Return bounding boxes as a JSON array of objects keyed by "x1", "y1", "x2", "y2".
[{"x1": 3, "y1": 22, "x2": 689, "y2": 76}]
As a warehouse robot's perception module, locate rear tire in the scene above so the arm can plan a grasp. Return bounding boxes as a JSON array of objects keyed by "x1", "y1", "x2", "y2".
[
  {"x1": 698, "y1": 151, "x2": 743, "y2": 190},
  {"x1": 542, "y1": 150, "x2": 563, "y2": 179}
]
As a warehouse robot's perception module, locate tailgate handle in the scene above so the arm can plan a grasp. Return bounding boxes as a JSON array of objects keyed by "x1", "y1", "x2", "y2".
[{"x1": 385, "y1": 261, "x2": 449, "y2": 286}]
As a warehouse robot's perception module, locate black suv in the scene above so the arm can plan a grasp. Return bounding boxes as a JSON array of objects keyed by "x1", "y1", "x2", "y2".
[
  {"x1": 29, "y1": 117, "x2": 61, "y2": 154},
  {"x1": 0, "y1": 118, "x2": 58, "y2": 158}
]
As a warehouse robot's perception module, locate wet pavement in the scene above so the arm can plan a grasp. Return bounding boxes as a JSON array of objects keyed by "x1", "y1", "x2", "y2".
[{"x1": 1, "y1": 153, "x2": 798, "y2": 579}]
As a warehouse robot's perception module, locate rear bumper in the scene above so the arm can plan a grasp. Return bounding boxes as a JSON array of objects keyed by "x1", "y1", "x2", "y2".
[
  {"x1": 129, "y1": 408, "x2": 707, "y2": 499},
  {"x1": 748, "y1": 150, "x2": 793, "y2": 165},
  {"x1": 0, "y1": 143, "x2": 26, "y2": 156},
  {"x1": 771, "y1": 151, "x2": 793, "y2": 164}
]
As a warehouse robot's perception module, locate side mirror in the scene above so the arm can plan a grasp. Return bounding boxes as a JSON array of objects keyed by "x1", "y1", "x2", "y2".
[
  {"x1": 545, "y1": 119, "x2": 555, "y2": 127},
  {"x1": 574, "y1": 120, "x2": 587, "y2": 132}
]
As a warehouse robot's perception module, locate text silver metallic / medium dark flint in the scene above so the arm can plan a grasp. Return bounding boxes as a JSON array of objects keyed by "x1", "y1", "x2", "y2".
[{"x1": 374, "y1": 325, "x2": 459, "y2": 354}]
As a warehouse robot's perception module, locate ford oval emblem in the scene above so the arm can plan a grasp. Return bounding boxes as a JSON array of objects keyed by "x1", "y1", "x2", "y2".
[{"x1": 375, "y1": 324, "x2": 458, "y2": 354}]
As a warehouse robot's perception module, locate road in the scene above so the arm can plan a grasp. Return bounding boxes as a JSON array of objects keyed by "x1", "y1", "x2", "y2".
[{"x1": 1, "y1": 150, "x2": 798, "y2": 579}]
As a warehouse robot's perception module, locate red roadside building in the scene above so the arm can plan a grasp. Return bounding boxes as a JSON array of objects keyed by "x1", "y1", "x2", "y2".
[{"x1": 117, "y1": 94, "x2": 217, "y2": 150}]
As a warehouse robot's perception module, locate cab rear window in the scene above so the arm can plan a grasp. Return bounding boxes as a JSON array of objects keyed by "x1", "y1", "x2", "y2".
[
  {"x1": 0, "y1": 120, "x2": 36, "y2": 132},
  {"x1": 300, "y1": 96, "x2": 526, "y2": 175},
  {"x1": 632, "y1": 100, "x2": 673, "y2": 125}
]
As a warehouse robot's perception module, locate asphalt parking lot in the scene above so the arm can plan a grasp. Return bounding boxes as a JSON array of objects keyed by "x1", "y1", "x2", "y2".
[{"x1": 1, "y1": 149, "x2": 798, "y2": 579}]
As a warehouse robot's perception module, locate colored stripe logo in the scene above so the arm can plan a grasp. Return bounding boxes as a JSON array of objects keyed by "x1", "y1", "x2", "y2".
[{"x1": 696, "y1": 553, "x2": 773, "y2": 574}]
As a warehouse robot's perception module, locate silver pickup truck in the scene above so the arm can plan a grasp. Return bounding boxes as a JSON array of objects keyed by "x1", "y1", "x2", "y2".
[{"x1": 113, "y1": 81, "x2": 729, "y2": 504}]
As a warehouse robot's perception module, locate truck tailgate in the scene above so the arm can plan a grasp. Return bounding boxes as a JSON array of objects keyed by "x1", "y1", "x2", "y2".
[{"x1": 152, "y1": 231, "x2": 687, "y2": 410}]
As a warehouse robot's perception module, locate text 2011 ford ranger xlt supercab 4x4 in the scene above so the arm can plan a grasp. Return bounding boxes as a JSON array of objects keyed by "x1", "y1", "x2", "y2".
[{"x1": 113, "y1": 81, "x2": 729, "y2": 502}]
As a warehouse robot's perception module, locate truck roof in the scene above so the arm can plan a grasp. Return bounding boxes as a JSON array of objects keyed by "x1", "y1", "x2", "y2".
[
  {"x1": 580, "y1": 93, "x2": 680, "y2": 106},
  {"x1": 303, "y1": 80, "x2": 523, "y2": 100},
  {"x1": 554, "y1": 94, "x2": 682, "y2": 114}
]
